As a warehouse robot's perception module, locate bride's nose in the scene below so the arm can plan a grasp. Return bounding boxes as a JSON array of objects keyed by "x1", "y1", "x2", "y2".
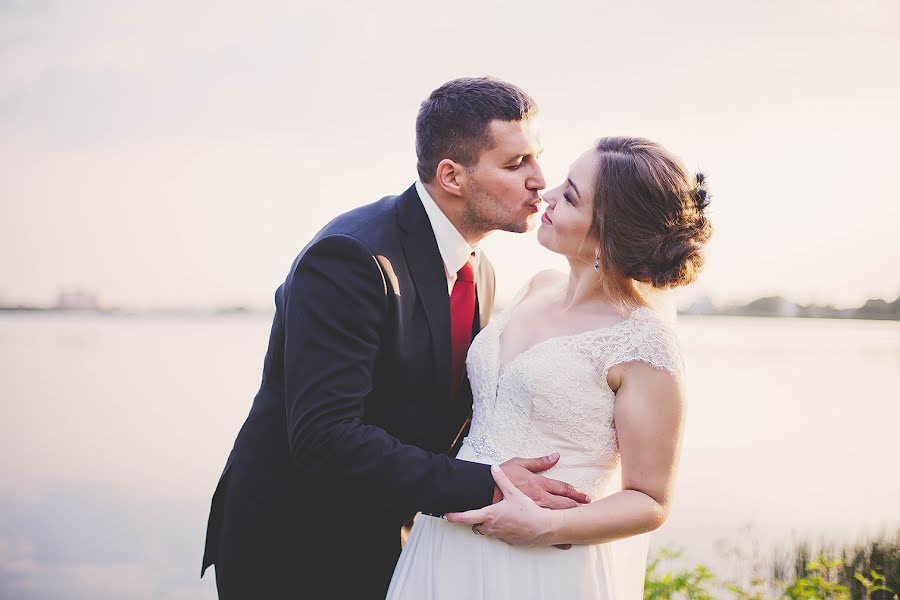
[{"x1": 543, "y1": 189, "x2": 559, "y2": 208}]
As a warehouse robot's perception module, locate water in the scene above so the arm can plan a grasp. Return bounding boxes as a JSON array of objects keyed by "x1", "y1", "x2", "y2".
[{"x1": 0, "y1": 313, "x2": 897, "y2": 598}]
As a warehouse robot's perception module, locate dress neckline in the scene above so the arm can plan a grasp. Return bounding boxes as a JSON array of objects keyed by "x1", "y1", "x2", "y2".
[{"x1": 494, "y1": 304, "x2": 657, "y2": 377}]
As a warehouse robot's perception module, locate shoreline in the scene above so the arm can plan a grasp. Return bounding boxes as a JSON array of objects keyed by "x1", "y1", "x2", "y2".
[{"x1": 1, "y1": 306, "x2": 897, "y2": 322}]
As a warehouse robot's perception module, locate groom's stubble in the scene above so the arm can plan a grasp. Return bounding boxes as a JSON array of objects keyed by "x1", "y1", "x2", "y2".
[{"x1": 460, "y1": 170, "x2": 542, "y2": 237}]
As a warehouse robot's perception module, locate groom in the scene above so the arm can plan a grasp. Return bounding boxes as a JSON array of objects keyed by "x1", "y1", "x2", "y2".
[{"x1": 202, "y1": 77, "x2": 589, "y2": 599}]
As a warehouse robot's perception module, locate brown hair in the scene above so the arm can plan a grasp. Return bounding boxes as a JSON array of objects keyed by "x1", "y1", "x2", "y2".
[
  {"x1": 415, "y1": 77, "x2": 537, "y2": 183},
  {"x1": 589, "y1": 137, "x2": 712, "y2": 303}
]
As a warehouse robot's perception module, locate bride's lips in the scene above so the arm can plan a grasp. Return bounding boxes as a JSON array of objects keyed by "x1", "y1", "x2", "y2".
[{"x1": 541, "y1": 211, "x2": 552, "y2": 225}]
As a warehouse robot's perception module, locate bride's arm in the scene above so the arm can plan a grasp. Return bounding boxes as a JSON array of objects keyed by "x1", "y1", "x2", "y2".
[
  {"x1": 446, "y1": 362, "x2": 685, "y2": 546},
  {"x1": 541, "y1": 363, "x2": 685, "y2": 545}
]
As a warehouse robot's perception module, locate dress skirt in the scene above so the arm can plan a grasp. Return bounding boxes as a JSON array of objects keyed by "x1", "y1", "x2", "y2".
[{"x1": 385, "y1": 447, "x2": 649, "y2": 599}]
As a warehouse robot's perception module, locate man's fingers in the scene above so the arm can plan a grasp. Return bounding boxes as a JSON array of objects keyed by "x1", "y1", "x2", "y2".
[
  {"x1": 513, "y1": 452, "x2": 560, "y2": 473},
  {"x1": 544, "y1": 496, "x2": 580, "y2": 510},
  {"x1": 545, "y1": 478, "x2": 591, "y2": 504},
  {"x1": 491, "y1": 464, "x2": 521, "y2": 499},
  {"x1": 444, "y1": 507, "x2": 490, "y2": 525}
]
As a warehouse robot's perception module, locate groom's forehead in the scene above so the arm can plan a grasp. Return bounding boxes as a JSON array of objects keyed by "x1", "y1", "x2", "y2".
[{"x1": 485, "y1": 119, "x2": 542, "y2": 158}]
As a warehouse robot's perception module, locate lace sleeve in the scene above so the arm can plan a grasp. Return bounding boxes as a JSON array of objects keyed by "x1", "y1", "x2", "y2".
[{"x1": 593, "y1": 309, "x2": 684, "y2": 377}]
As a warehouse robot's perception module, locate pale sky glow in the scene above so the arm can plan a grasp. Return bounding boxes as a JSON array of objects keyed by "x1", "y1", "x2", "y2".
[{"x1": 1, "y1": 0, "x2": 898, "y2": 309}]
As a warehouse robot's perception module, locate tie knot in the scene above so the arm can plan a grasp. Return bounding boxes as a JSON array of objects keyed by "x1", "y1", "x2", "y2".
[{"x1": 456, "y1": 253, "x2": 476, "y2": 284}]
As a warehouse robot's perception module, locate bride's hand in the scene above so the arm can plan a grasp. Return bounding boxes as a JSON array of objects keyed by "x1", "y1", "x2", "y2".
[{"x1": 445, "y1": 465, "x2": 571, "y2": 548}]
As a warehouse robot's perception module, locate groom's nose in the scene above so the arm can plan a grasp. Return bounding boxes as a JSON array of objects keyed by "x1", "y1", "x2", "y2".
[{"x1": 527, "y1": 162, "x2": 546, "y2": 192}]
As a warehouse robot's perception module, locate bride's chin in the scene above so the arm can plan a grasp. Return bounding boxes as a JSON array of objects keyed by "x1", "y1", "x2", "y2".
[{"x1": 536, "y1": 228, "x2": 555, "y2": 252}]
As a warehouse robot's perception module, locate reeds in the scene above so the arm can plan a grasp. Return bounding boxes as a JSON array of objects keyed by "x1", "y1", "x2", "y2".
[{"x1": 646, "y1": 530, "x2": 900, "y2": 599}]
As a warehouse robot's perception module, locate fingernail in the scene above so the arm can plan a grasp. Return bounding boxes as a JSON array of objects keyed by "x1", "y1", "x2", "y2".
[
  {"x1": 491, "y1": 465, "x2": 501, "y2": 473},
  {"x1": 548, "y1": 452, "x2": 559, "y2": 461}
]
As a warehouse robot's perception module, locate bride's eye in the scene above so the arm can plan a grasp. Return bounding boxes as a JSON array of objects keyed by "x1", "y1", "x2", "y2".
[{"x1": 563, "y1": 192, "x2": 574, "y2": 204}]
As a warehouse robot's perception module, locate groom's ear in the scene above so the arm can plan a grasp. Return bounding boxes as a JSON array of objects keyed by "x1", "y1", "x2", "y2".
[{"x1": 435, "y1": 158, "x2": 466, "y2": 198}]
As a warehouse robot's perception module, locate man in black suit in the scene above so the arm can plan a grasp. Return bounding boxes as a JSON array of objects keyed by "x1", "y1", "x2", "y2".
[{"x1": 202, "y1": 77, "x2": 590, "y2": 599}]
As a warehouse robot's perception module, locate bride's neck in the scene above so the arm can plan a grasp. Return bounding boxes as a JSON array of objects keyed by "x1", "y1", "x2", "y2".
[
  {"x1": 559, "y1": 260, "x2": 612, "y2": 311},
  {"x1": 559, "y1": 258, "x2": 649, "y2": 316}
]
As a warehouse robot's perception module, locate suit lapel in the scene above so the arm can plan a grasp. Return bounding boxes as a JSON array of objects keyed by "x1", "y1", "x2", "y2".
[{"x1": 397, "y1": 184, "x2": 453, "y2": 407}]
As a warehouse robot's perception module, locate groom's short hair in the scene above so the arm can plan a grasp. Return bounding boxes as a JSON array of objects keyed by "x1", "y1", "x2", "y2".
[{"x1": 415, "y1": 77, "x2": 537, "y2": 183}]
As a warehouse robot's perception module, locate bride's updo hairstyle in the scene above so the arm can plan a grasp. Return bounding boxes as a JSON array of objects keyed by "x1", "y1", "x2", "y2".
[{"x1": 590, "y1": 137, "x2": 712, "y2": 303}]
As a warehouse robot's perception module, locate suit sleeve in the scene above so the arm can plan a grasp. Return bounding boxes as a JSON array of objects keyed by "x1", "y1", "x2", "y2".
[{"x1": 281, "y1": 234, "x2": 494, "y2": 516}]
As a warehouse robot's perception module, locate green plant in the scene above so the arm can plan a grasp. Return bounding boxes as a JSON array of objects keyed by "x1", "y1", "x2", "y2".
[
  {"x1": 644, "y1": 540, "x2": 898, "y2": 600},
  {"x1": 779, "y1": 532, "x2": 900, "y2": 600},
  {"x1": 780, "y1": 555, "x2": 851, "y2": 599},
  {"x1": 724, "y1": 577, "x2": 766, "y2": 599},
  {"x1": 645, "y1": 547, "x2": 717, "y2": 599},
  {"x1": 854, "y1": 570, "x2": 896, "y2": 600}
]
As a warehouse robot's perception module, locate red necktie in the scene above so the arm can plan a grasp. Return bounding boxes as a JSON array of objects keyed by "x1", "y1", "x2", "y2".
[{"x1": 450, "y1": 254, "x2": 477, "y2": 398}]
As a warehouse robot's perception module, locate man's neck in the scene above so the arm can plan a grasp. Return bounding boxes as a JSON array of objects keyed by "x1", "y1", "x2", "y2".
[{"x1": 422, "y1": 181, "x2": 489, "y2": 247}]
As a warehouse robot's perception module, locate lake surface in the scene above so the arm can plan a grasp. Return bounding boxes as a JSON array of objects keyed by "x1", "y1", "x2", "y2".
[{"x1": 0, "y1": 313, "x2": 897, "y2": 599}]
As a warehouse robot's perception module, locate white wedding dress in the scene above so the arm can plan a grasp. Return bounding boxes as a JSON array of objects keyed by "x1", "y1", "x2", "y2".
[{"x1": 386, "y1": 292, "x2": 684, "y2": 600}]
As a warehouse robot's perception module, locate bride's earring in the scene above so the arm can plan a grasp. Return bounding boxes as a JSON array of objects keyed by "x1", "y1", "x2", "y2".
[{"x1": 594, "y1": 251, "x2": 600, "y2": 272}]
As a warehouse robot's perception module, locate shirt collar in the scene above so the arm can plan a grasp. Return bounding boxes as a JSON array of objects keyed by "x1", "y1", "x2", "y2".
[{"x1": 415, "y1": 180, "x2": 480, "y2": 277}]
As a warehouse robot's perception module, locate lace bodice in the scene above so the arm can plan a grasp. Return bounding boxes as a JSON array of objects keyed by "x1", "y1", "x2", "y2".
[{"x1": 459, "y1": 296, "x2": 684, "y2": 499}]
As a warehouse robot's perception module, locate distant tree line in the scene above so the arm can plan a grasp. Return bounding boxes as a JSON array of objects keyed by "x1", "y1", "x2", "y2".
[{"x1": 681, "y1": 295, "x2": 900, "y2": 321}]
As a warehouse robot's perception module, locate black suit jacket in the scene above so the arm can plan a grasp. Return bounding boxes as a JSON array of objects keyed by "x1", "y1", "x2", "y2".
[{"x1": 202, "y1": 184, "x2": 496, "y2": 598}]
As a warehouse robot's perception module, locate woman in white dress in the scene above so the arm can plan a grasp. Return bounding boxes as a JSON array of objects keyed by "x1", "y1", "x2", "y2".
[{"x1": 386, "y1": 136, "x2": 713, "y2": 599}]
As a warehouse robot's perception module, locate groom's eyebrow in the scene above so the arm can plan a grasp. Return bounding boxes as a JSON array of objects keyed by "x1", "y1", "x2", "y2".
[
  {"x1": 567, "y1": 178, "x2": 581, "y2": 198},
  {"x1": 507, "y1": 147, "x2": 543, "y2": 161}
]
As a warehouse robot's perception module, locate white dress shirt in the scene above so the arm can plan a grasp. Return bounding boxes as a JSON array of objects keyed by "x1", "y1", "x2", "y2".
[{"x1": 415, "y1": 180, "x2": 480, "y2": 296}]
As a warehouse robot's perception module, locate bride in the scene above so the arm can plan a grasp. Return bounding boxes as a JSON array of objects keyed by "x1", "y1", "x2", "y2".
[{"x1": 386, "y1": 136, "x2": 712, "y2": 599}]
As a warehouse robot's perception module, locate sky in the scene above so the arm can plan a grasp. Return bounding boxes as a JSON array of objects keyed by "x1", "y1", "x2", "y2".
[{"x1": 1, "y1": 0, "x2": 898, "y2": 309}]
